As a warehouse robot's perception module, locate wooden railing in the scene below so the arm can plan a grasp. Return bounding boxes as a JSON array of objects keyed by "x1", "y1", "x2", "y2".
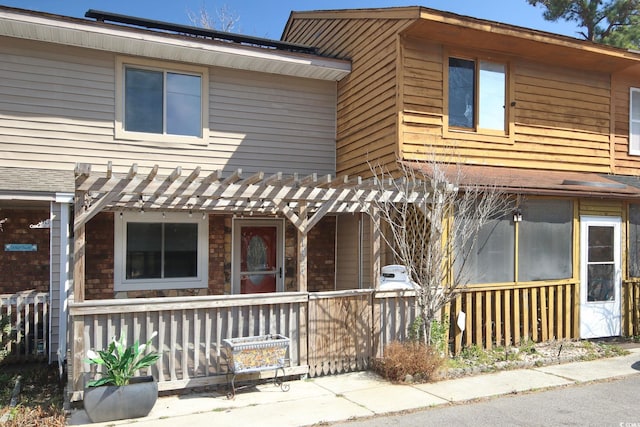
[
  {"x1": 68, "y1": 283, "x2": 592, "y2": 400},
  {"x1": 68, "y1": 290, "x2": 419, "y2": 400},
  {"x1": 0, "y1": 290, "x2": 49, "y2": 362},
  {"x1": 623, "y1": 281, "x2": 640, "y2": 337},
  {"x1": 448, "y1": 281, "x2": 580, "y2": 354},
  {"x1": 68, "y1": 292, "x2": 308, "y2": 400}
]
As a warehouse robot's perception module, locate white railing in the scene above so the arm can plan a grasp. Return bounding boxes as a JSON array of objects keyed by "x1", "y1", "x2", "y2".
[{"x1": 0, "y1": 290, "x2": 49, "y2": 362}]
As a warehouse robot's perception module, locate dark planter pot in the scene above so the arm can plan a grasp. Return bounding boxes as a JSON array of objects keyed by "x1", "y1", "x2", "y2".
[{"x1": 83, "y1": 376, "x2": 158, "y2": 423}]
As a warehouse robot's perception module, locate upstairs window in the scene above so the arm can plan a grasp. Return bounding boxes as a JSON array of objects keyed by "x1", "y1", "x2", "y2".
[
  {"x1": 448, "y1": 57, "x2": 506, "y2": 133},
  {"x1": 116, "y1": 57, "x2": 208, "y2": 143},
  {"x1": 630, "y1": 88, "x2": 640, "y2": 155}
]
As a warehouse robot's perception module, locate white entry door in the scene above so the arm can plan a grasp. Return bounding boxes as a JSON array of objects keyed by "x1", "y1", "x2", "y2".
[{"x1": 579, "y1": 216, "x2": 621, "y2": 338}]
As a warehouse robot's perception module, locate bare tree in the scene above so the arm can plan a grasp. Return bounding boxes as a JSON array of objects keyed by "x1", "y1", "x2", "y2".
[
  {"x1": 369, "y1": 156, "x2": 514, "y2": 346},
  {"x1": 187, "y1": 2, "x2": 240, "y2": 32}
]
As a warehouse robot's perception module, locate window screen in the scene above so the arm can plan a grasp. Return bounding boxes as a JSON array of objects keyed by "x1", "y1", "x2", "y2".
[
  {"x1": 518, "y1": 199, "x2": 573, "y2": 281},
  {"x1": 457, "y1": 214, "x2": 515, "y2": 284}
]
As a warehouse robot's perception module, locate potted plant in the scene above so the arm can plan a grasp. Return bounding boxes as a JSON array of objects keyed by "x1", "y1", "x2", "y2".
[{"x1": 83, "y1": 332, "x2": 160, "y2": 423}]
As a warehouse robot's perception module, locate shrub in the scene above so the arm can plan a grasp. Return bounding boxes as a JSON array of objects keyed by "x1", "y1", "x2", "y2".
[
  {"x1": 373, "y1": 341, "x2": 444, "y2": 383},
  {"x1": 0, "y1": 314, "x2": 12, "y2": 364}
]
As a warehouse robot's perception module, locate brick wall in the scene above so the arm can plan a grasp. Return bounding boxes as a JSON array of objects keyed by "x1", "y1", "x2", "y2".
[
  {"x1": 284, "y1": 216, "x2": 337, "y2": 292},
  {"x1": 308, "y1": 216, "x2": 336, "y2": 292},
  {"x1": 85, "y1": 212, "x2": 114, "y2": 300},
  {"x1": 0, "y1": 208, "x2": 50, "y2": 294},
  {"x1": 82, "y1": 212, "x2": 338, "y2": 298},
  {"x1": 209, "y1": 215, "x2": 227, "y2": 295}
]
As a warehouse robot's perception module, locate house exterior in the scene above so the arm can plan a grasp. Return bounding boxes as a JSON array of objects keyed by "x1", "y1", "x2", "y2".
[
  {"x1": 0, "y1": 6, "x2": 362, "y2": 367},
  {"x1": 282, "y1": 7, "x2": 640, "y2": 349}
]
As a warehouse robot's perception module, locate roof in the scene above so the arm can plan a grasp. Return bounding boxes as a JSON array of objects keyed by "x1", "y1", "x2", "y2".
[
  {"x1": 284, "y1": 6, "x2": 640, "y2": 73},
  {"x1": 0, "y1": 6, "x2": 350, "y2": 81},
  {"x1": 0, "y1": 166, "x2": 74, "y2": 198},
  {"x1": 404, "y1": 162, "x2": 640, "y2": 199}
]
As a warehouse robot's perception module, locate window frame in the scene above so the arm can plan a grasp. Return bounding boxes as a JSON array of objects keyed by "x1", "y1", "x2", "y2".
[
  {"x1": 629, "y1": 87, "x2": 640, "y2": 155},
  {"x1": 115, "y1": 57, "x2": 209, "y2": 145},
  {"x1": 628, "y1": 202, "x2": 640, "y2": 278},
  {"x1": 455, "y1": 198, "x2": 575, "y2": 286},
  {"x1": 114, "y1": 211, "x2": 209, "y2": 292},
  {"x1": 443, "y1": 51, "x2": 514, "y2": 144}
]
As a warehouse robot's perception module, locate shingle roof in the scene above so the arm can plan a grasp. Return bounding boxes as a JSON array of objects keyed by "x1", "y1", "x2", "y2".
[
  {"x1": 0, "y1": 166, "x2": 74, "y2": 194},
  {"x1": 404, "y1": 162, "x2": 640, "y2": 199}
]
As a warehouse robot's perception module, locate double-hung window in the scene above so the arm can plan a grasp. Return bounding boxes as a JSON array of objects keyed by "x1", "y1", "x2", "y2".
[
  {"x1": 114, "y1": 212, "x2": 209, "y2": 291},
  {"x1": 629, "y1": 88, "x2": 640, "y2": 155},
  {"x1": 116, "y1": 57, "x2": 208, "y2": 143},
  {"x1": 448, "y1": 57, "x2": 507, "y2": 133}
]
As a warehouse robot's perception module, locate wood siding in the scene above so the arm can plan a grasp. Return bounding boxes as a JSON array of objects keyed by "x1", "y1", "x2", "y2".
[
  {"x1": 611, "y1": 66, "x2": 640, "y2": 175},
  {"x1": 284, "y1": 17, "x2": 416, "y2": 177},
  {"x1": 400, "y1": 37, "x2": 613, "y2": 172},
  {"x1": 0, "y1": 38, "x2": 337, "y2": 176},
  {"x1": 335, "y1": 214, "x2": 360, "y2": 290}
]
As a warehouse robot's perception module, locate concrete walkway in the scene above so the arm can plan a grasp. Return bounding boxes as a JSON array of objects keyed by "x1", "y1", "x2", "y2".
[{"x1": 67, "y1": 348, "x2": 640, "y2": 426}]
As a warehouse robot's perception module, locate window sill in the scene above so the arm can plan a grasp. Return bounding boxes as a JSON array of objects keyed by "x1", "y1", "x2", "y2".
[
  {"x1": 114, "y1": 126, "x2": 210, "y2": 149},
  {"x1": 443, "y1": 128, "x2": 514, "y2": 145},
  {"x1": 114, "y1": 279, "x2": 208, "y2": 292}
]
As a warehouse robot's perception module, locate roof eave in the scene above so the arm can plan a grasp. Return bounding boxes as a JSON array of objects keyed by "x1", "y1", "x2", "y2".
[{"x1": 0, "y1": 8, "x2": 351, "y2": 81}]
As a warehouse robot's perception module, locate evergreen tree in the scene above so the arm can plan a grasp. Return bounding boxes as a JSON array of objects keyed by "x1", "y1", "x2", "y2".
[{"x1": 526, "y1": 0, "x2": 640, "y2": 47}]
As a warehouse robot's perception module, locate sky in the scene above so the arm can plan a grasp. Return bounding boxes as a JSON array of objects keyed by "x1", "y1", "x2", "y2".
[{"x1": 0, "y1": 1, "x2": 582, "y2": 41}]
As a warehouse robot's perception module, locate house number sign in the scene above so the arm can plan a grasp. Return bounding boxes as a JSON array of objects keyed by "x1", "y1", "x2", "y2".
[{"x1": 4, "y1": 244, "x2": 37, "y2": 252}]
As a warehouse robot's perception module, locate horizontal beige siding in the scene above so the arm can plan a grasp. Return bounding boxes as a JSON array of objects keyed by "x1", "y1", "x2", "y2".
[
  {"x1": 0, "y1": 38, "x2": 337, "y2": 176},
  {"x1": 400, "y1": 38, "x2": 613, "y2": 173}
]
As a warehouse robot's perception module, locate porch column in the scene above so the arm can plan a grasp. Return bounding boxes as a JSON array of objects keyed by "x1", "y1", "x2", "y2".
[
  {"x1": 370, "y1": 208, "x2": 381, "y2": 289},
  {"x1": 53, "y1": 195, "x2": 72, "y2": 366},
  {"x1": 297, "y1": 202, "x2": 308, "y2": 292}
]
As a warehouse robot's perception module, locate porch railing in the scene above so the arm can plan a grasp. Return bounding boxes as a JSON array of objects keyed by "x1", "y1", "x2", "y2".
[
  {"x1": 447, "y1": 281, "x2": 580, "y2": 354},
  {"x1": 68, "y1": 289, "x2": 420, "y2": 400},
  {"x1": 0, "y1": 290, "x2": 49, "y2": 362},
  {"x1": 68, "y1": 282, "x2": 592, "y2": 400}
]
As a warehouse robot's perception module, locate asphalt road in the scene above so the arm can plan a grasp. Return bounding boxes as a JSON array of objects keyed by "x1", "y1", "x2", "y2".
[{"x1": 331, "y1": 375, "x2": 640, "y2": 427}]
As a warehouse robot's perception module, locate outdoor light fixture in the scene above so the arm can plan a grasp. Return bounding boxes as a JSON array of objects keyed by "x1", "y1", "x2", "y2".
[{"x1": 513, "y1": 208, "x2": 522, "y2": 223}]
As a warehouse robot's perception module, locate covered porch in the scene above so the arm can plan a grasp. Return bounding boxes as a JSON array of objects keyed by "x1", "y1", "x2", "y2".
[{"x1": 68, "y1": 163, "x2": 433, "y2": 400}]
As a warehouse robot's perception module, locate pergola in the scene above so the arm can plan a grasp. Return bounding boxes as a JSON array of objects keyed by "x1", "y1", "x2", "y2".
[{"x1": 72, "y1": 162, "x2": 435, "y2": 301}]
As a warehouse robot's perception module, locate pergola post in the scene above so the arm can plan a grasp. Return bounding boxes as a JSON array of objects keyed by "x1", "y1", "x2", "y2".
[
  {"x1": 73, "y1": 197, "x2": 86, "y2": 302},
  {"x1": 297, "y1": 202, "x2": 308, "y2": 292},
  {"x1": 370, "y1": 207, "x2": 381, "y2": 289}
]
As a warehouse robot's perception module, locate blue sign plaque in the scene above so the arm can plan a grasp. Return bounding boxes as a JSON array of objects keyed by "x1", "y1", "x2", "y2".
[{"x1": 4, "y1": 244, "x2": 37, "y2": 252}]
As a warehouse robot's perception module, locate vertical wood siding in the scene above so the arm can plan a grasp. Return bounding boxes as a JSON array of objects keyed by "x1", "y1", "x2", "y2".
[
  {"x1": 0, "y1": 38, "x2": 337, "y2": 176},
  {"x1": 335, "y1": 215, "x2": 360, "y2": 290}
]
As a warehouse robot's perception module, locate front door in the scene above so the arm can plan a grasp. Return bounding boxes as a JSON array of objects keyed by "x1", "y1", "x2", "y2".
[
  {"x1": 579, "y1": 216, "x2": 621, "y2": 338},
  {"x1": 233, "y1": 219, "x2": 283, "y2": 294}
]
